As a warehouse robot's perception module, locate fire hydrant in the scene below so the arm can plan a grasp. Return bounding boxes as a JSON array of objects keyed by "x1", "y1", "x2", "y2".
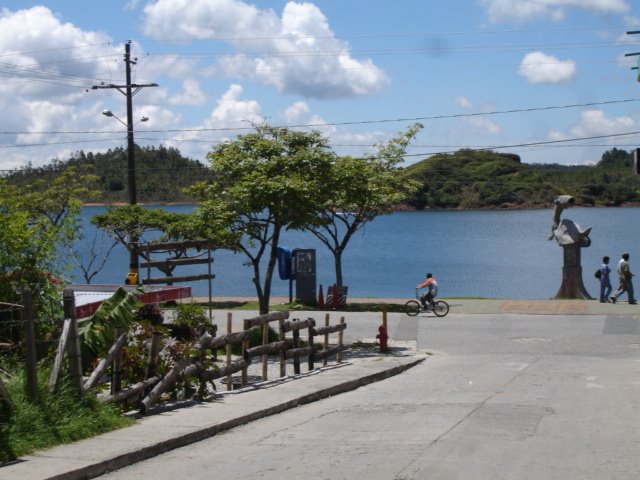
[{"x1": 376, "y1": 325, "x2": 388, "y2": 353}]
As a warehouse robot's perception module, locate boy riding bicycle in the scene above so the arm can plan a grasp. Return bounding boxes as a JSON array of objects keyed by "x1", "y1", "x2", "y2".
[{"x1": 416, "y1": 273, "x2": 438, "y2": 308}]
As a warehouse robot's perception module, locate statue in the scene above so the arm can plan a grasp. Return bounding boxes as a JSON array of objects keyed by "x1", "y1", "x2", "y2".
[
  {"x1": 548, "y1": 195, "x2": 592, "y2": 299},
  {"x1": 548, "y1": 195, "x2": 591, "y2": 247}
]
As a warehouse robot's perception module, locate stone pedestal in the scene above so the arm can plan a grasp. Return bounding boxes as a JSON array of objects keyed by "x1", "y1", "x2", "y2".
[{"x1": 555, "y1": 246, "x2": 592, "y2": 299}]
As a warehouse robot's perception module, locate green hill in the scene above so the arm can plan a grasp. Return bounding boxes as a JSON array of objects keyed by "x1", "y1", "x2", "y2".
[
  {"x1": 4, "y1": 145, "x2": 640, "y2": 209},
  {"x1": 6, "y1": 145, "x2": 213, "y2": 204},
  {"x1": 401, "y1": 148, "x2": 640, "y2": 209}
]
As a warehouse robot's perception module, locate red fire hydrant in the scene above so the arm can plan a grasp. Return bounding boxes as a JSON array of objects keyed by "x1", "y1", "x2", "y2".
[{"x1": 376, "y1": 325, "x2": 388, "y2": 353}]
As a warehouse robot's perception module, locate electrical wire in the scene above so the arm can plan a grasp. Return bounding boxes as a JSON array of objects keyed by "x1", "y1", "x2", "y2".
[{"x1": 0, "y1": 98, "x2": 638, "y2": 137}]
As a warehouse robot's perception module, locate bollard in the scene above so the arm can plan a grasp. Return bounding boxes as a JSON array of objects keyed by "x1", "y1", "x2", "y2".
[{"x1": 376, "y1": 325, "x2": 388, "y2": 353}]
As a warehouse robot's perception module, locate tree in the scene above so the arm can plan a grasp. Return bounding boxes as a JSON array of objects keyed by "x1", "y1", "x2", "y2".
[
  {"x1": 0, "y1": 167, "x2": 100, "y2": 341},
  {"x1": 188, "y1": 124, "x2": 336, "y2": 314},
  {"x1": 92, "y1": 205, "x2": 234, "y2": 281},
  {"x1": 0, "y1": 167, "x2": 99, "y2": 280},
  {"x1": 69, "y1": 229, "x2": 119, "y2": 284},
  {"x1": 307, "y1": 123, "x2": 423, "y2": 287}
]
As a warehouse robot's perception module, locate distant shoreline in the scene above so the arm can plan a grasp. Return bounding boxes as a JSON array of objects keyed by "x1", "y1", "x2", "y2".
[
  {"x1": 81, "y1": 202, "x2": 640, "y2": 211},
  {"x1": 82, "y1": 202, "x2": 194, "y2": 207}
]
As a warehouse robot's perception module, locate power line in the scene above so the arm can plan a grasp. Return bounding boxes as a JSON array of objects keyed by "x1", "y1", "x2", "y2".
[
  {"x1": 0, "y1": 98, "x2": 638, "y2": 137},
  {"x1": 142, "y1": 24, "x2": 640, "y2": 43},
  {"x1": 0, "y1": 132, "x2": 637, "y2": 175}
]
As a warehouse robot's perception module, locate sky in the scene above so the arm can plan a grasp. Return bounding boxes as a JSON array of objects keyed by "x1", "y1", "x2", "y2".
[{"x1": 0, "y1": 0, "x2": 639, "y2": 173}]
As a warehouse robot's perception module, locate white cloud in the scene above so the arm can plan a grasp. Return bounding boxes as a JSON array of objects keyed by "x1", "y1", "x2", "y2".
[
  {"x1": 467, "y1": 116, "x2": 501, "y2": 134},
  {"x1": 0, "y1": 7, "x2": 117, "y2": 100},
  {"x1": 169, "y1": 79, "x2": 207, "y2": 106},
  {"x1": 204, "y1": 84, "x2": 262, "y2": 128},
  {"x1": 518, "y1": 51, "x2": 576, "y2": 84},
  {"x1": 142, "y1": 0, "x2": 389, "y2": 99},
  {"x1": 125, "y1": 1, "x2": 142, "y2": 10},
  {"x1": 137, "y1": 54, "x2": 199, "y2": 81},
  {"x1": 570, "y1": 109, "x2": 635, "y2": 137},
  {"x1": 480, "y1": 0, "x2": 629, "y2": 23},
  {"x1": 455, "y1": 97, "x2": 473, "y2": 109}
]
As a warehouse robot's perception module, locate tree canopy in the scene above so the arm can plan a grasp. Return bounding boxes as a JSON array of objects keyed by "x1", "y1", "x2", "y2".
[
  {"x1": 0, "y1": 167, "x2": 100, "y2": 343},
  {"x1": 188, "y1": 124, "x2": 337, "y2": 313},
  {"x1": 307, "y1": 123, "x2": 423, "y2": 286}
]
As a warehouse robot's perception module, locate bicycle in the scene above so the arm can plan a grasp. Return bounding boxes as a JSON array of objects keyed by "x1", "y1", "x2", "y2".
[{"x1": 404, "y1": 289, "x2": 449, "y2": 317}]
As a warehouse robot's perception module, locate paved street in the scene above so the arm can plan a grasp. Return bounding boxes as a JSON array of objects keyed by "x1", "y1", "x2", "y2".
[{"x1": 96, "y1": 308, "x2": 640, "y2": 480}]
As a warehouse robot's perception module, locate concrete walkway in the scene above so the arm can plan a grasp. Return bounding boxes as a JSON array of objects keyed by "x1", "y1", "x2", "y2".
[
  {"x1": 4, "y1": 344, "x2": 423, "y2": 480},
  {"x1": 3, "y1": 297, "x2": 638, "y2": 480},
  {"x1": 188, "y1": 295, "x2": 640, "y2": 316}
]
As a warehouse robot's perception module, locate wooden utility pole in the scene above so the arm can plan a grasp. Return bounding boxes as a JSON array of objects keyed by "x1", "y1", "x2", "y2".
[{"x1": 92, "y1": 41, "x2": 158, "y2": 285}]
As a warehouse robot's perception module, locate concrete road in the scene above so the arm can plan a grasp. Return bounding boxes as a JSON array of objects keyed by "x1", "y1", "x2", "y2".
[{"x1": 98, "y1": 310, "x2": 640, "y2": 479}]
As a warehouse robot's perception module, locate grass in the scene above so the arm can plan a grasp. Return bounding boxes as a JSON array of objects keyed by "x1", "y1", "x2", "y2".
[
  {"x1": 200, "y1": 300, "x2": 409, "y2": 313},
  {"x1": 0, "y1": 361, "x2": 133, "y2": 463}
]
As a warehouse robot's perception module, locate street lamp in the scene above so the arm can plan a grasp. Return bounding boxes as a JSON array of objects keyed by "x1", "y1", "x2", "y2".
[
  {"x1": 102, "y1": 110, "x2": 149, "y2": 126},
  {"x1": 101, "y1": 108, "x2": 149, "y2": 285}
]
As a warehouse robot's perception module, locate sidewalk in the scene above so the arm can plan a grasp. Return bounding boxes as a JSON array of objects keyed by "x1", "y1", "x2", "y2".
[
  {"x1": 187, "y1": 295, "x2": 640, "y2": 315},
  {"x1": 3, "y1": 345, "x2": 424, "y2": 480},
  {"x1": 4, "y1": 297, "x2": 637, "y2": 480}
]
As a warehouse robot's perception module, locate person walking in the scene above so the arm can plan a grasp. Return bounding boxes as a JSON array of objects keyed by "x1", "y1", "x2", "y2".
[
  {"x1": 611, "y1": 253, "x2": 636, "y2": 304},
  {"x1": 599, "y1": 256, "x2": 612, "y2": 303}
]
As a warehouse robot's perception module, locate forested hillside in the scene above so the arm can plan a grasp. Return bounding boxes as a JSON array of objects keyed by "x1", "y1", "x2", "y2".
[
  {"x1": 6, "y1": 145, "x2": 213, "y2": 204},
  {"x1": 402, "y1": 148, "x2": 640, "y2": 209},
  {"x1": 4, "y1": 145, "x2": 639, "y2": 209}
]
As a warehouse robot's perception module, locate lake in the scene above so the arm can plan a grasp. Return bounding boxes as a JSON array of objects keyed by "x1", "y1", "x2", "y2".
[{"x1": 70, "y1": 205, "x2": 639, "y2": 300}]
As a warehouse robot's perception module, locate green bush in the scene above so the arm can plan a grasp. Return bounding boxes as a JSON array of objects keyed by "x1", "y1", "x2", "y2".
[{"x1": 0, "y1": 361, "x2": 132, "y2": 462}]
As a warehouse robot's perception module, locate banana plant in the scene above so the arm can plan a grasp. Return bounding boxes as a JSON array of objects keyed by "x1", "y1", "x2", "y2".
[{"x1": 78, "y1": 287, "x2": 142, "y2": 359}]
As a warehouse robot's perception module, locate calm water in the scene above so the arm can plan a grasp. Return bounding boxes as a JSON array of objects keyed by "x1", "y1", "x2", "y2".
[{"x1": 69, "y1": 206, "x2": 640, "y2": 300}]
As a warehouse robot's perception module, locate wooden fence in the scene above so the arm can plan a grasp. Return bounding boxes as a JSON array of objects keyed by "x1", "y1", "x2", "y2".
[{"x1": 13, "y1": 288, "x2": 348, "y2": 416}]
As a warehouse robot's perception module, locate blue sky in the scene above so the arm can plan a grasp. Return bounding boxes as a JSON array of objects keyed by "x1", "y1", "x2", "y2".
[{"x1": 0, "y1": 0, "x2": 639, "y2": 172}]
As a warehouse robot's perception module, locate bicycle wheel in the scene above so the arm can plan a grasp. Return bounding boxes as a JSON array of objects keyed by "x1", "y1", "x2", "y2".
[
  {"x1": 404, "y1": 300, "x2": 421, "y2": 316},
  {"x1": 432, "y1": 300, "x2": 449, "y2": 317}
]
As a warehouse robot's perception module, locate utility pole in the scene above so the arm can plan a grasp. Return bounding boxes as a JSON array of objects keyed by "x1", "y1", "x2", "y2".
[
  {"x1": 92, "y1": 41, "x2": 158, "y2": 285},
  {"x1": 625, "y1": 31, "x2": 640, "y2": 175},
  {"x1": 625, "y1": 30, "x2": 640, "y2": 82}
]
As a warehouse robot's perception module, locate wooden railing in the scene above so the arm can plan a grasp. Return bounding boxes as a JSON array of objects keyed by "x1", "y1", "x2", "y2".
[{"x1": 42, "y1": 294, "x2": 348, "y2": 416}]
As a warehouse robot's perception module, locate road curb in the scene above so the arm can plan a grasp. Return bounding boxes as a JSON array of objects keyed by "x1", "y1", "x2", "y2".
[{"x1": 43, "y1": 357, "x2": 425, "y2": 480}]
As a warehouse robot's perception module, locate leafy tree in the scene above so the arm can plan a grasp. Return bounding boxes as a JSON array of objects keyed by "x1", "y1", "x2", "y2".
[
  {"x1": 92, "y1": 205, "x2": 234, "y2": 282},
  {"x1": 307, "y1": 123, "x2": 423, "y2": 287},
  {"x1": 188, "y1": 124, "x2": 336, "y2": 314},
  {"x1": 0, "y1": 167, "x2": 100, "y2": 342}
]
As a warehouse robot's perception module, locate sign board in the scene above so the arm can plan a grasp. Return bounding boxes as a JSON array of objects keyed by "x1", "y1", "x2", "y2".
[
  {"x1": 277, "y1": 246, "x2": 292, "y2": 280},
  {"x1": 292, "y1": 248, "x2": 316, "y2": 304}
]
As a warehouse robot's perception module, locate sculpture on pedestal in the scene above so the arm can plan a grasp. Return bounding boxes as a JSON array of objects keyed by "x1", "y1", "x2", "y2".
[{"x1": 548, "y1": 195, "x2": 592, "y2": 299}]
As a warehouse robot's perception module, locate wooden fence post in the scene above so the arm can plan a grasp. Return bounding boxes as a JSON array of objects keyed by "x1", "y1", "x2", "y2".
[
  {"x1": 62, "y1": 288, "x2": 83, "y2": 395},
  {"x1": 308, "y1": 320, "x2": 315, "y2": 371},
  {"x1": 279, "y1": 318, "x2": 286, "y2": 378},
  {"x1": 292, "y1": 320, "x2": 300, "y2": 375},
  {"x1": 323, "y1": 313, "x2": 330, "y2": 367},
  {"x1": 145, "y1": 331, "x2": 163, "y2": 380},
  {"x1": 337, "y1": 316, "x2": 345, "y2": 363},
  {"x1": 49, "y1": 319, "x2": 71, "y2": 392},
  {"x1": 241, "y1": 318, "x2": 250, "y2": 387},
  {"x1": 261, "y1": 321, "x2": 269, "y2": 381},
  {"x1": 111, "y1": 328, "x2": 124, "y2": 395},
  {"x1": 226, "y1": 313, "x2": 233, "y2": 391},
  {"x1": 83, "y1": 332, "x2": 128, "y2": 393},
  {"x1": 22, "y1": 288, "x2": 38, "y2": 402}
]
